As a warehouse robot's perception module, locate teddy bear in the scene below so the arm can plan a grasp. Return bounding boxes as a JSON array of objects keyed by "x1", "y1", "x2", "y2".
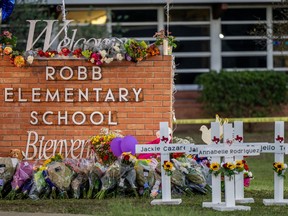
[{"x1": 9, "y1": 149, "x2": 23, "y2": 160}]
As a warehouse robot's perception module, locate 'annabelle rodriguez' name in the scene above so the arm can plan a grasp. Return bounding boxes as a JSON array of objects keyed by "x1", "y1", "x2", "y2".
[{"x1": 136, "y1": 144, "x2": 261, "y2": 156}]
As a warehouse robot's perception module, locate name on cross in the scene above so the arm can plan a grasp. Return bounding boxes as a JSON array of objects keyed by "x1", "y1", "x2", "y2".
[
  {"x1": 196, "y1": 145, "x2": 260, "y2": 157},
  {"x1": 136, "y1": 144, "x2": 188, "y2": 154}
]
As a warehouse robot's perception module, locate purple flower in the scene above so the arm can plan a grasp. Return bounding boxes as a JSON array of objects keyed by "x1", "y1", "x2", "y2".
[{"x1": 125, "y1": 53, "x2": 132, "y2": 61}]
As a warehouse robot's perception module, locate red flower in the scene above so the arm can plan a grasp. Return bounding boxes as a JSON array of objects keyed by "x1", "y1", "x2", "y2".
[
  {"x1": 244, "y1": 163, "x2": 249, "y2": 171},
  {"x1": 172, "y1": 152, "x2": 184, "y2": 158},
  {"x1": 38, "y1": 50, "x2": 45, "y2": 57},
  {"x1": 59, "y1": 47, "x2": 71, "y2": 56},
  {"x1": 124, "y1": 155, "x2": 130, "y2": 161},
  {"x1": 72, "y1": 48, "x2": 82, "y2": 58},
  {"x1": 103, "y1": 155, "x2": 109, "y2": 161}
]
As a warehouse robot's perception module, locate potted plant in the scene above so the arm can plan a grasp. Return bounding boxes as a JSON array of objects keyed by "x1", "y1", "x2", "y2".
[{"x1": 153, "y1": 29, "x2": 177, "y2": 55}]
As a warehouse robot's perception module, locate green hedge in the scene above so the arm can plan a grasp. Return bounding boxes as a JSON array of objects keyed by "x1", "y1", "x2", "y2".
[{"x1": 196, "y1": 71, "x2": 288, "y2": 118}]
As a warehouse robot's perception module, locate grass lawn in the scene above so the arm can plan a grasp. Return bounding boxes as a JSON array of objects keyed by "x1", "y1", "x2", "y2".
[{"x1": 0, "y1": 131, "x2": 287, "y2": 215}]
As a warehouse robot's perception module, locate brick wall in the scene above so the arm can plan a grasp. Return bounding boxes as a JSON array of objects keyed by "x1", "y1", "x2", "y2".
[{"x1": 0, "y1": 55, "x2": 173, "y2": 158}]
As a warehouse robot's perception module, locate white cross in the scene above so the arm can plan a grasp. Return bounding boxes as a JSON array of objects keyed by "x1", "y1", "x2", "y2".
[
  {"x1": 193, "y1": 123, "x2": 261, "y2": 211},
  {"x1": 262, "y1": 121, "x2": 288, "y2": 205},
  {"x1": 136, "y1": 122, "x2": 189, "y2": 205}
]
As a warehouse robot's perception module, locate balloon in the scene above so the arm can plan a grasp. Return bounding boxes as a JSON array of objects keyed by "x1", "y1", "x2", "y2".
[
  {"x1": 1, "y1": 0, "x2": 16, "y2": 22},
  {"x1": 120, "y1": 135, "x2": 138, "y2": 155},
  {"x1": 110, "y1": 137, "x2": 123, "y2": 157}
]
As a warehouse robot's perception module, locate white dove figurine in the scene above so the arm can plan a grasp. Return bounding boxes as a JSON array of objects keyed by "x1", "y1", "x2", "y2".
[{"x1": 200, "y1": 125, "x2": 211, "y2": 145}]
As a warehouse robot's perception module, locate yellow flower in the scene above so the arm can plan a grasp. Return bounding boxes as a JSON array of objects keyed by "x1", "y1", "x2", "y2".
[
  {"x1": 43, "y1": 158, "x2": 52, "y2": 166},
  {"x1": 38, "y1": 166, "x2": 47, "y2": 171},
  {"x1": 163, "y1": 161, "x2": 174, "y2": 171},
  {"x1": 273, "y1": 162, "x2": 284, "y2": 172},
  {"x1": 210, "y1": 162, "x2": 220, "y2": 171},
  {"x1": 4, "y1": 46, "x2": 12, "y2": 55},
  {"x1": 226, "y1": 162, "x2": 236, "y2": 170},
  {"x1": 235, "y1": 160, "x2": 244, "y2": 168},
  {"x1": 14, "y1": 55, "x2": 25, "y2": 67}
]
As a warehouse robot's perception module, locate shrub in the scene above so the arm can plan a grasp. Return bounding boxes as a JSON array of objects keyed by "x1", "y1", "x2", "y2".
[{"x1": 196, "y1": 71, "x2": 288, "y2": 118}]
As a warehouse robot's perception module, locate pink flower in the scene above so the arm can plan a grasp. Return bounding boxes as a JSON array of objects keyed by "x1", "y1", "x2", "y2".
[
  {"x1": 90, "y1": 52, "x2": 101, "y2": 61},
  {"x1": 3, "y1": 31, "x2": 12, "y2": 39}
]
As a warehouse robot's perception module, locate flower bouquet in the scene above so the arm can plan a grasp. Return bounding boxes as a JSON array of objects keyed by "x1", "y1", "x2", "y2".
[
  {"x1": 273, "y1": 162, "x2": 287, "y2": 178},
  {"x1": 243, "y1": 170, "x2": 253, "y2": 187},
  {"x1": 0, "y1": 158, "x2": 17, "y2": 198},
  {"x1": 64, "y1": 158, "x2": 88, "y2": 199},
  {"x1": 90, "y1": 128, "x2": 123, "y2": 166},
  {"x1": 173, "y1": 157, "x2": 208, "y2": 194},
  {"x1": 17, "y1": 178, "x2": 34, "y2": 199},
  {"x1": 97, "y1": 41, "x2": 125, "y2": 64},
  {"x1": 221, "y1": 162, "x2": 237, "y2": 180},
  {"x1": 5, "y1": 161, "x2": 34, "y2": 200},
  {"x1": 87, "y1": 162, "x2": 105, "y2": 199},
  {"x1": 72, "y1": 173, "x2": 88, "y2": 199},
  {"x1": 124, "y1": 39, "x2": 148, "y2": 62},
  {"x1": 171, "y1": 168, "x2": 193, "y2": 196},
  {"x1": 43, "y1": 161, "x2": 74, "y2": 199},
  {"x1": 135, "y1": 159, "x2": 156, "y2": 197},
  {"x1": 118, "y1": 152, "x2": 138, "y2": 197},
  {"x1": 28, "y1": 166, "x2": 48, "y2": 200},
  {"x1": 95, "y1": 161, "x2": 120, "y2": 199}
]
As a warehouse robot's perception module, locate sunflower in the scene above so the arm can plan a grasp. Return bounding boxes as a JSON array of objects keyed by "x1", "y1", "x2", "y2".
[
  {"x1": 210, "y1": 162, "x2": 220, "y2": 171},
  {"x1": 235, "y1": 160, "x2": 245, "y2": 172},
  {"x1": 273, "y1": 162, "x2": 287, "y2": 177},
  {"x1": 226, "y1": 162, "x2": 236, "y2": 170},
  {"x1": 162, "y1": 161, "x2": 175, "y2": 176}
]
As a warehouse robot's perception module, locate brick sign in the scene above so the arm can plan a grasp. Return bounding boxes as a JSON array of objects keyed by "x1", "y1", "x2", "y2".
[{"x1": 0, "y1": 56, "x2": 173, "y2": 159}]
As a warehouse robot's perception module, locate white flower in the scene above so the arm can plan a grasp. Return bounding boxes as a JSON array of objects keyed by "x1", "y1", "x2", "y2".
[
  {"x1": 90, "y1": 58, "x2": 95, "y2": 63},
  {"x1": 182, "y1": 162, "x2": 190, "y2": 168},
  {"x1": 26, "y1": 55, "x2": 34, "y2": 64},
  {"x1": 284, "y1": 163, "x2": 287, "y2": 169},
  {"x1": 113, "y1": 44, "x2": 120, "y2": 52},
  {"x1": 116, "y1": 53, "x2": 124, "y2": 61},
  {"x1": 99, "y1": 50, "x2": 107, "y2": 58},
  {"x1": 179, "y1": 166, "x2": 188, "y2": 174},
  {"x1": 104, "y1": 57, "x2": 113, "y2": 64},
  {"x1": 248, "y1": 171, "x2": 253, "y2": 177}
]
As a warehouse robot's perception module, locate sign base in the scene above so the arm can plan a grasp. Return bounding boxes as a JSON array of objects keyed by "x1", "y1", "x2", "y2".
[
  {"x1": 213, "y1": 205, "x2": 251, "y2": 211},
  {"x1": 202, "y1": 202, "x2": 225, "y2": 208},
  {"x1": 263, "y1": 199, "x2": 288, "y2": 206},
  {"x1": 151, "y1": 199, "x2": 182, "y2": 205},
  {"x1": 236, "y1": 198, "x2": 254, "y2": 204}
]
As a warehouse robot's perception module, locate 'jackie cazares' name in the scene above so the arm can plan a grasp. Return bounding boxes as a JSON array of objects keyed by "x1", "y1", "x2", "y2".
[{"x1": 137, "y1": 145, "x2": 189, "y2": 153}]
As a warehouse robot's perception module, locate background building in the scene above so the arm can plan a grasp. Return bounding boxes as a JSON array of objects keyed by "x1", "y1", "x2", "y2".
[{"x1": 6, "y1": 0, "x2": 288, "y2": 120}]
